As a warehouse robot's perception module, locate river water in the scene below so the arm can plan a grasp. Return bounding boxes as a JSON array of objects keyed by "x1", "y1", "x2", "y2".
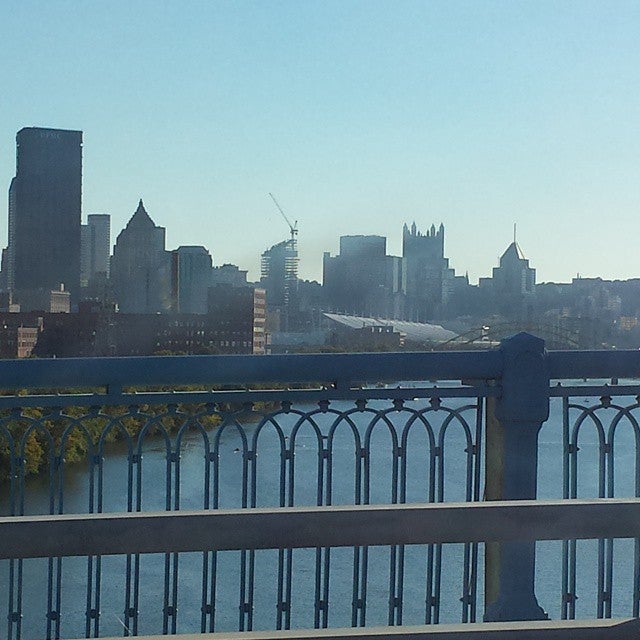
[{"x1": 1, "y1": 390, "x2": 638, "y2": 638}]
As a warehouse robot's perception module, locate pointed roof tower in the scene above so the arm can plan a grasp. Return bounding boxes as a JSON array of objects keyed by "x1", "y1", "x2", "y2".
[
  {"x1": 127, "y1": 199, "x2": 156, "y2": 229},
  {"x1": 501, "y1": 241, "x2": 526, "y2": 262}
]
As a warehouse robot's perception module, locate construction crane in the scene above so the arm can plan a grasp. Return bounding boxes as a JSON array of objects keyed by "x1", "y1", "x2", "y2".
[{"x1": 268, "y1": 192, "x2": 298, "y2": 242}]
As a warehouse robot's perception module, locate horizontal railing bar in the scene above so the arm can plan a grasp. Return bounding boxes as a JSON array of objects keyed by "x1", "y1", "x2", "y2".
[
  {"x1": 0, "y1": 348, "x2": 638, "y2": 395},
  {"x1": 89, "y1": 618, "x2": 640, "y2": 639},
  {"x1": 2, "y1": 499, "x2": 640, "y2": 560},
  {"x1": 0, "y1": 350, "x2": 504, "y2": 390},
  {"x1": 0, "y1": 384, "x2": 495, "y2": 410},
  {"x1": 549, "y1": 384, "x2": 640, "y2": 398},
  {"x1": 548, "y1": 350, "x2": 640, "y2": 380},
  {"x1": 0, "y1": 381, "x2": 637, "y2": 409}
]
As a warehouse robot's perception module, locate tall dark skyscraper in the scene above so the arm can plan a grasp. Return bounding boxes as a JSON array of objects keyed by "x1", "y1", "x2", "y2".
[{"x1": 8, "y1": 127, "x2": 82, "y2": 309}]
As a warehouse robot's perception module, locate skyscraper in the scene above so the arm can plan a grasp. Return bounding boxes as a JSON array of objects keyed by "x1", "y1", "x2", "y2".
[
  {"x1": 402, "y1": 222, "x2": 466, "y2": 321},
  {"x1": 260, "y1": 238, "x2": 299, "y2": 331},
  {"x1": 171, "y1": 246, "x2": 213, "y2": 314},
  {"x1": 80, "y1": 213, "x2": 111, "y2": 286},
  {"x1": 322, "y1": 235, "x2": 406, "y2": 319},
  {"x1": 110, "y1": 200, "x2": 171, "y2": 313},
  {"x1": 479, "y1": 240, "x2": 536, "y2": 318},
  {"x1": 8, "y1": 127, "x2": 82, "y2": 309}
]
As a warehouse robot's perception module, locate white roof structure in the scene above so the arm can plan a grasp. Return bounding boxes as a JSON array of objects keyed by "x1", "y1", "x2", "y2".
[{"x1": 323, "y1": 313, "x2": 456, "y2": 344}]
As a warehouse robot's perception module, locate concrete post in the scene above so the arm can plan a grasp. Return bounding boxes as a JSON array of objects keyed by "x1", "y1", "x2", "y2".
[{"x1": 484, "y1": 333, "x2": 549, "y2": 621}]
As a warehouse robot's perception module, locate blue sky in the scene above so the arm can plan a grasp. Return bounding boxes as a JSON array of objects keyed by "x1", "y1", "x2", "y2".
[{"x1": 1, "y1": 1, "x2": 639, "y2": 283}]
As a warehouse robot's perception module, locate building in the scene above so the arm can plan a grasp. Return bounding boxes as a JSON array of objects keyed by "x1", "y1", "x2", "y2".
[
  {"x1": 323, "y1": 235, "x2": 406, "y2": 319},
  {"x1": 110, "y1": 200, "x2": 171, "y2": 314},
  {"x1": 0, "y1": 312, "x2": 43, "y2": 358},
  {"x1": 207, "y1": 284, "x2": 267, "y2": 355},
  {"x1": 171, "y1": 246, "x2": 213, "y2": 314},
  {"x1": 402, "y1": 222, "x2": 466, "y2": 321},
  {"x1": 81, "y1": 214, "x2": 110, "y2": 286},
  {"x1": 7, "y1": 127, "x2": 82, "y2": 308},
  {"x1": 210, "y1": 263, "x2": 249, "y2": 288},
  {"x1": 49, "y1": 284, "x2": 71, "y2": 313},
  {"x1": 31, "y1": 300, "x2": 267, "y2": 357},
  {"x1": 0, "y1": 291, "x2": 20, "y2": 312},
  {"x1": 479, "y1": 241, "x2": 536, "y2": 318},
  {"x1": 260, "y1": 239, "x2": 298, "y2": 331},
  {"x1": 324, "y1": 313, "x2": 456, "y2": 350}
]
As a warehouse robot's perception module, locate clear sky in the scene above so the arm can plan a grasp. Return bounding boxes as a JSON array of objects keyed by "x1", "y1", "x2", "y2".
[{"x1": 1, "y1": 1, "x2": 639, "y2": 284}]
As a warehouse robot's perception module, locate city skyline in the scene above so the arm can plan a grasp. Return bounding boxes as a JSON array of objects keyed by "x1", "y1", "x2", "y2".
[
  {"x1": 1, "y1": 124, "x2": 638, "y2": 294},
  {"x1": 1, "y1": 2, "x2": 639, "y2": 283}
]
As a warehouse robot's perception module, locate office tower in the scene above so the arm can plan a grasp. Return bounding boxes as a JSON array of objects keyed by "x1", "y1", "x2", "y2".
[
  {"x1": 207, "y1": 284, "x2": 267, "y2": 354},
  {"x1": 8, "y1": 127, "x2": 82, "y2": 309},
  {"x1": 260, "y1": 238, "x2": 299, "y2": 331},
  {"x1": 402, "y1": 222, "x2": 465, "y2": 321},
  {"x1": 171, "y1": 245, "x2": 213, "y2": 314},
  {"x1": 479, "y1": 240, "x2": 536, "y2": 319},
  {"x1": 322, "y1": 235, "x2": 406, "y2": 319},
  {"x1": 110, "y1": 200, "x2": 171, "y2": 313},
  {"x1": 80, "y1": 214, "x2": 111, "y2": 286}
]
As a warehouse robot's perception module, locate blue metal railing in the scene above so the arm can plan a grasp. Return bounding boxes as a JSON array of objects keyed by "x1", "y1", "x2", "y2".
[{"x1": 0, "y1": 332, "x2": 639, "y2": 638}]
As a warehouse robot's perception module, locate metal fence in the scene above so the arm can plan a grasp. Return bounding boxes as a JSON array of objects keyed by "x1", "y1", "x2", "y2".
[{"x1": 0, "y1": 333, "x2": 640, "y2": 639}]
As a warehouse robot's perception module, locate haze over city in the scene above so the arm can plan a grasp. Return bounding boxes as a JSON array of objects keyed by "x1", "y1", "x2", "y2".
[{"x1": 1, "y1": 1, "x2": 639, "y2": 283}]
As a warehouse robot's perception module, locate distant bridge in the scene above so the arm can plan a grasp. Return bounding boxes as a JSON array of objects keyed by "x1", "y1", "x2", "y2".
[{"x1": 436, "y1": 321, "x2": 588, "y2": 350}]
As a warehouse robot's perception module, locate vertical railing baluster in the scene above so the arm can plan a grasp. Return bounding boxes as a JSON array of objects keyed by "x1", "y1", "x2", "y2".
[
  {"x1": 122, "y1": 433, "x2": 136, "y2": 637},
  {"x1": 561, "y1": 395, "x2": 572, "y2": 619},
  {"x1": 634, "y1": 536, "x2": 640, "y2": 618},
  {"x1": 394, "y1": 430, "x2": 407, "y2": 628},
  {"x1": 592, "y1": 406, "x2": 607, "y2": 619},
  {"x1": 468, "y1": 397, "x2": 484, "y2": 623},
  {"x1": 568, "y1": 402, "x2": 579, "y2": 621},
  {"x1": 461, "y1": 410, "x2": 475, "y2": 624},
  {"x1": 200, "y1": 422, "x2": 214, "y2": 634},
  {"x1": 278, "y1": 412, "x2": 296, "y2": 631},
  {"x1": 604, "y1": 430, "x2": 615, "y2": 619},
  {"x1": 387, "y1": 434, "x2": 402, "y2": 626},
  {"x1": 424, "y1": 419, "x2": 437, "y2": 626},
  {"x1": 238, "y1": 440, "x2": 252, "y2": 631},
  {"x1": 84, "y1": 425, "x2": 100, "y2": 639},
  {"x1": 3, "y1": 425, "x2": 18, "y2": 640},
  {"x1": 206, "y1": 415, "x2": 224, "y2": 634},
  {"x1": 85, "y1": 529, "x2": 96, "y2": 636},
  {"x1": 275, "y1": 407, "x2": 293, "y2": 631},
  {"x1": 162, "y1": 426, "x2": 177, "y2": 636},
  {"x1": 320, "y1": 417, "x2": 331, "y2": 630},
  {"x1": 168, "y1": 410, "x2": 181, "y2": 635},
  {"x1": 433, "y1": 435, "x2": 444, "y2": 624},
  {"x1": 358, "y1": 435, "x2": 372, "y2": 628},
  {"x1": 39, "y1": 428, "x2": 57, "y2": 640},
  {"x1": 398, "y1": 416, "x2": 410, "y2": 625},
  {"x1": 245, "y1": 430, "x2": 259, "y2": 632},
  {"x1": 635, "y1": 403, "x2": 640, "y2": 618},
  {"x1": 351, "y1": 441, "x2": 366, "y2": 627},
  {"x1": 132, "y1": 415, "x2": 144, "y2": 637}
]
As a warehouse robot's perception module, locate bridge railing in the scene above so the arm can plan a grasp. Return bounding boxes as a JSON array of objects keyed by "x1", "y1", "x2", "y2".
[
  {"x1": 2, "y1": 501, "x2": 640, "y2": 640},
  {"x1": 0, "y1": 332, "x2": 639, "y2": 638}
]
